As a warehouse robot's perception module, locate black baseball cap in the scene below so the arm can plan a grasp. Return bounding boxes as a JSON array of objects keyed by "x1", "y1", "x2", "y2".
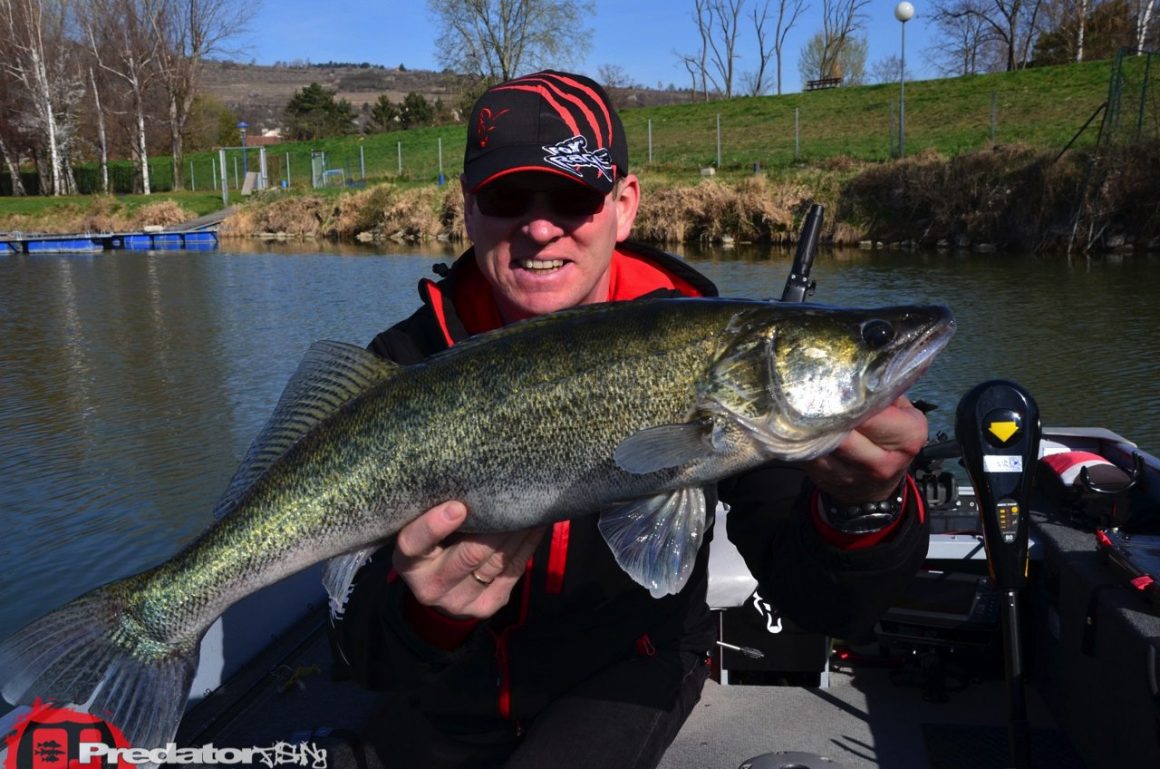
[{"x1": 463, "y1": 70, "x2": 629, "y2": 194}]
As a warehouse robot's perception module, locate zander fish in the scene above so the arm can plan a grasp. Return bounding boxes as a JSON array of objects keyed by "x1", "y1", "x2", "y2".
[{"x1": 0, "y1": 297, "x2": 954, "y2": 753}]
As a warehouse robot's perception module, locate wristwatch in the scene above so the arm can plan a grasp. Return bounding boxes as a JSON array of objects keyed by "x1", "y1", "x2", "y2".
[{"x1": 818, "y1": 482, "x2": 906, "y2": 534}]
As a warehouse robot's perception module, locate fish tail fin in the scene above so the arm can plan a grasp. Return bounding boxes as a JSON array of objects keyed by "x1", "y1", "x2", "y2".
[{"x1": 0, "y1": 583, "x2": 200, "y2": 751}]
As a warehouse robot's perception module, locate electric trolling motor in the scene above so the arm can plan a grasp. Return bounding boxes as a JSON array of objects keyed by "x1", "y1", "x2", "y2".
[{"x1": 955, "y1": 380, "x2": 1041, "y2": 769}]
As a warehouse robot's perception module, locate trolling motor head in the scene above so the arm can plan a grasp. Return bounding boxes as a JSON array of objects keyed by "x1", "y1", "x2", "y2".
[{"x1": 954, "y1": 380, "x2": 1042, "y2": 590}]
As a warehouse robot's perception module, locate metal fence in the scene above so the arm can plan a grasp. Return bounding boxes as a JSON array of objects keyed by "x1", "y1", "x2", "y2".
[{"x1": 1101, "y1": 48, "x2": 1159, "y2": 146}]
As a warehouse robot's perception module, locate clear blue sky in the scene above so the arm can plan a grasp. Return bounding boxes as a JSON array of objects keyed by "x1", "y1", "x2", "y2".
[{"x1": 242, "y1": 1, "x2": 937, "y2": 93}]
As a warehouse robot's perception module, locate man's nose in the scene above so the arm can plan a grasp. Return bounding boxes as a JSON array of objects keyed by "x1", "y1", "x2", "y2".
[{"x1": 521, "y1": 194, "x2": 565, "y2": 242}]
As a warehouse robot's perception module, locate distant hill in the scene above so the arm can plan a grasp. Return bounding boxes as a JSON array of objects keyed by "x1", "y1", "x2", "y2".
[{"x1": 198, "y1": 60, "x2": 696, "y2": 133}]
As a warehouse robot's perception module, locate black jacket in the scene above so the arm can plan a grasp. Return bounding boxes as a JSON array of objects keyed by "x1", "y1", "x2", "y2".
[{"x1": 331, "y1": 242, "x2": 929, "y2": 722}]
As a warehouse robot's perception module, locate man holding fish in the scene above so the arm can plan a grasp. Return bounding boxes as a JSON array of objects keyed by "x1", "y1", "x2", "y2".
[{"x1": 331, "y1": 70, "x2": 937, "y2": 768}]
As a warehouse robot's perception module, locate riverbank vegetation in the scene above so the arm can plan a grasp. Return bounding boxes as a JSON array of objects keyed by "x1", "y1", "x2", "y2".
[{"x1": 2, "y1": 52, "x2": 1157, "y2": 253}]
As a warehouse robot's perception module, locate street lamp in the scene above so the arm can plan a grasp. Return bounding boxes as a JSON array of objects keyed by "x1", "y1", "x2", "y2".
[
  {"x1": 236, "y1": 120, "x2": 248, "y2": 172},
  {"x1": 894, "y1": 2, "x2": 914, "y2": 157}
]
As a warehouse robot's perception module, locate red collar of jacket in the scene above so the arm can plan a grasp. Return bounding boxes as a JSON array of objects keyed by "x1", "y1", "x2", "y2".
[{"x1": 421, "y1": 244, "x2": 712, "y2": 346}]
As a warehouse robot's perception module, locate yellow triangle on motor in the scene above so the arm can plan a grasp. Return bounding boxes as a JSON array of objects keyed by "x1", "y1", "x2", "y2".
[{"x1": 988, "y1": 420, "x2": 1020, "y2": 443}]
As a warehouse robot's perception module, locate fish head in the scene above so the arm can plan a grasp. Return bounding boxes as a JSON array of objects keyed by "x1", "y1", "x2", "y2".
[{"x1": 708, "y1": 303, "x2": 956, "y2": 461}]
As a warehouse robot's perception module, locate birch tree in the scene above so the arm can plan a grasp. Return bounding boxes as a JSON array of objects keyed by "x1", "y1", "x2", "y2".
[
  {"x1": 0, "y1": 0, "x2": 75, "y2": 195},
  {"x1": 85, "y1": 0, "x2": 163, "y2": 194}
]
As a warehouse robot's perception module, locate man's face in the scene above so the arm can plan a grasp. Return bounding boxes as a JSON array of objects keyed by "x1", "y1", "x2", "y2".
[{"x1": 464, "y1": 172, "x2": 641, "y2": 322}]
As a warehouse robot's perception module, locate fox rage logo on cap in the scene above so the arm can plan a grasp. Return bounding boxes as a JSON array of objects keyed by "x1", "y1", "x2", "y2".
[
  {"x1": 3, "y1": 700, "x2": 132, "y2": 769},
  {"x1": 464, "y1": 70, "x2": 628, "y2": 194},
  {"x1": 541, "y1": 135, "x2": 614, "y2": 183}
]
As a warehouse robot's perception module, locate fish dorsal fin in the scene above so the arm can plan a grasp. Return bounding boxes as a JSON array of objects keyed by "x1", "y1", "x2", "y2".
[
  {"x1": 598, "y1": 487, "x2": 708, "y2": 598},
  {"x1": 213, "y1": 341, "x2": 399, "y2": 519}
]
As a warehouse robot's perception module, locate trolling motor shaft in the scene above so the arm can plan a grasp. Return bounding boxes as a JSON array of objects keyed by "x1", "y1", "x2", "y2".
[{"x1": 955, "y1": 380, "x2": 1041, "y2": 769}]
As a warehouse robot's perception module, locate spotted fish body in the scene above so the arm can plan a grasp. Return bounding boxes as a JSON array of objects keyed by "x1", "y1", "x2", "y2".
[{"x1": 0, "y1": 297, "x2": 954, "y2": 755}]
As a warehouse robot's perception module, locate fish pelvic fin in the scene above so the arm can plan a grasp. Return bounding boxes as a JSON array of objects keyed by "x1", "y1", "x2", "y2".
[
  {"x1": 215, "y1": 341, "x2": 399, "y2": 519},
  {"x1": 598, "y1": 487, "x2": 708, "y2": 598},
  {"x1": 0, "y1": 583, "x2": 201, "y2": 759}
]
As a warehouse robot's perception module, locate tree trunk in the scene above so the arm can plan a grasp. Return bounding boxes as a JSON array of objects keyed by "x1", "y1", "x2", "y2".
[
  {"x1": 0, "y1": 135, "x2": 26, "y2": 196},
  {"x1": 90, "y1": 68, "x2": 109, "y2": 194}
]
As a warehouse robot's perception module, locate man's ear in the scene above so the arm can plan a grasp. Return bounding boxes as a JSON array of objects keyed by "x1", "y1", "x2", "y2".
[
  {"x1": 613, "y1": 174, "x2": 641, "y2": 242},
  {"x1": 461, "y1": 175, "x2": 478, "y2": 239}
]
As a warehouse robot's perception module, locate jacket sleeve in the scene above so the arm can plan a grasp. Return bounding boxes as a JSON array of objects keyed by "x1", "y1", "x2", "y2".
[
  {"x1": 718, "y1": 463, "x2": 929, "y2": 642},
  {"x1": 329, "y1": 544, "x2": 482, "y2": 690}
]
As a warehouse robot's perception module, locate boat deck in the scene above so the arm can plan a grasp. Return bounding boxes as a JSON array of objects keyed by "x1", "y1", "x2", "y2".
[{"x1": 175, "y1": 613, "x2": 1084, "y2": 769}]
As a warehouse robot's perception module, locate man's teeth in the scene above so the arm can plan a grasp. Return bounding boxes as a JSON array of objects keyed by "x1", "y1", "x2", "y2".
[{"x1": 519, "y1": 259, "x2": 565, "y2": 271}]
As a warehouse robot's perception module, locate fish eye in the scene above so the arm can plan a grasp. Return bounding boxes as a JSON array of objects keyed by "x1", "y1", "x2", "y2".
[{"x1": 861, "y1": 319, "x2": 895, "y2": 349}]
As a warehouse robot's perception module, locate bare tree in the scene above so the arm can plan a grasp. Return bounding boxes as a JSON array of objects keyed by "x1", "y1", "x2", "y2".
[
  {"x1": 85, "y1": 0, "x2": 163, "y2": 194},
  {"x1": 0, "y1": 0, "x2": 78, "y2": 196},
  {"x1": 89, "y1": 66, "x2": 109, "y2": 194},
  {"x1": 770, "y1": 0, "x2": 809, "y2": 94},
  {"x1": 427, "y1": 0, "x2": 593, "y2": 81},
  {"x1": 932, "y1": 0, "x2": 1046, "y2": 71},
  {"x1": 925, "y1": 1, "x2": 1000, "y2": 73},
  {"x1": 153, "y1": 0, "x2": 254, "y2": 190},
  {"x1": 678, "y1": 0, "x2": 714, "y2": 100},
  {"x1": 870, "y1": 54, "x2": 914, "y2": 83},
  {"x1": 685, "y1": 0, "x2": 747, "y2": 98},
  {"x1": 819, "y1": 0, "x2": 871, "y2": 81}
]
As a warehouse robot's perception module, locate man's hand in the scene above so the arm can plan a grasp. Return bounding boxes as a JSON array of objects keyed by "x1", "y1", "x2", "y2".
[
  {"x1": 804, "y1": 396, "x2": 928, "y2": 503},
  {"x1": 393, "y1": 501, "x2": 546, "y2": 620}
]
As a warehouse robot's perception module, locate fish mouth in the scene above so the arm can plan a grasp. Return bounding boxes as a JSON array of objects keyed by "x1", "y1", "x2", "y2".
[{"x1": 877, "y1": 308, "x2": 956, "y2": 396}]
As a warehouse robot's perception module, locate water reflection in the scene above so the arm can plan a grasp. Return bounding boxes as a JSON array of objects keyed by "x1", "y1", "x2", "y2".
[{"x1": 1, "y1": 244, "x2": 1157, "y2": 637}]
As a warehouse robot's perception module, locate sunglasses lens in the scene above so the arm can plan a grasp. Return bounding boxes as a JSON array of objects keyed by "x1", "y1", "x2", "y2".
[
  {"x1": 476, "y1": 186, "x2": 607, "y2": 218},
  {"x1": 476, "y1": 188, "x2": 532, "y2": 217},
  {"x1": 550, "y1": 189, "x2": 606, "y2": 217}
]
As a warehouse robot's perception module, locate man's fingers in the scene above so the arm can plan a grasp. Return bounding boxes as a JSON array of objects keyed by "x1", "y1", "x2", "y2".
[
  {"x1": 395, "y1": 501, "x2": 468, "y2": 559},
  {"x1": 472, "y1": 527, "x2": 547, "y2": 584}
]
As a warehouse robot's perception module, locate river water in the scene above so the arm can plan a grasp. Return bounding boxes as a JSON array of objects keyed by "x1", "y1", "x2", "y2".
[{"x1": 2, "y1": 243, "x2": 1158, "y2": 635}]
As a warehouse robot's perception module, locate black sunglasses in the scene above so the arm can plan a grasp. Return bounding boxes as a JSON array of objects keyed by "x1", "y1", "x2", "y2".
[{"x1": 474, "y1": 184, "x2": 609, "y2": 219}]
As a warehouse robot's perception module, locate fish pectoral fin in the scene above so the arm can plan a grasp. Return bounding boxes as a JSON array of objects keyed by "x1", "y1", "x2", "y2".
[
  {"x1": 613, "y1": 422, "x2": 716, "y2": 474},
  {"x1": 752, "y1": 428, "x2": 850, "y2": 462},
  {"x1": 213, "y1": 342, "x2": 399, "y2": 519},
  {"x1": 322, "y1": 546, "x2": 378, "y2": 621},
  {"x1": 598, "y1": 488, "x2": 708, "y2": 598}
]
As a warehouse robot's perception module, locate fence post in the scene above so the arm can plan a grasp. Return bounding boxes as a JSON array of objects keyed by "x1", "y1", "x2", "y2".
[
  {"x1": 360, "y1": 145, "x2": 366, "y2": 180},
  {"x1": 233, "y1": 155, "x2": 239, "y2": 189},
  {"x1": 219, "y1": 148, "x2": 228, "y2": 205},
  {"x1": 648, "y1": 119, "x2": 653, "y2": 165},
  {"x1": 991, "y1": 90, "x2": 998, "y2": 146},
  {"x1": 286, "y1": 152, "x2": 291, "y2": 186},
  {"x1": 716, "y1": 113, "x2": 722, "y2": 168},
  {"x1": 397, "y1": 141, "x2": 403, "y2": 175},
  {"x1": 889, "y1": 102, "x2": 897, "y2": 158},
  {"x1": 794, "y1": 108, "x2": 800, "y2": 161},
  {"x1": 438, "y1": 137, "x2": 444, "y2": 184}
]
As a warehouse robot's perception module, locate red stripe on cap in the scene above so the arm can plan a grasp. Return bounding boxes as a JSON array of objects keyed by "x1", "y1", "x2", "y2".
[
  {"x1": 493, "y1": 83, "x2": 583, "y2": 137},
  {"x1": 526, "y1": 73, "x2": 610, "y2": 149}
]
